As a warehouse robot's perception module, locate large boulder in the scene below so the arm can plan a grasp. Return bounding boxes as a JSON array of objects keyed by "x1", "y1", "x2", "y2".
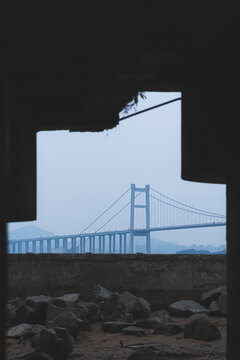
[
  {"x1": 136, "y1": 311, "x2": 170, "y2": 329},
  {"x1": 100, "y1": 293, "x2": 125, "y2": 322},
  {"x1": 127, "y1": 350, "x2": 159, "y2": 360},
  {"x1": 169, "y1": 300, "x2": 209, "y2": 317},
  {"x1": 51, "y1": 294, "x2": 80, "y2": 308},
  {"x1": 37, "y1": 328, "x2": 69, "y2": 360},
  {"x1": 46, "y1": 311, "x2": 84, "y2": 338},
  {"x1": 93, "y1": 284, "x2": 113, "y2": 304},
  {"x1": 153, "y1": 322, "x2": 183, "y2": 335},
  {"x1": 27, "y1": 353, "x2": 55, "y2": 360},
  {"x1": 46, "y1": 303, "x2": 87, "y2": 323},
  {"x1": 200, "y1": 286, "x2": 226, "y2": 308},
  {"x1": 16, "y1": 303, "x2": 39, "y2": 324},
  {"x1": 6, "y1": 298, "x2": 22, "y2": 326},
  {"x1": 7, "y1": 323, "x2": 35, "y2": 338},
  {"x1": 208, "y1": 301, "x2": 222, "y2": 316},
  {"x1": 183, "y1": 313, "x2": 221, "y2": 341},
  {"x1": 101, "y1": 321, "x2": 132, "y2": 333},
  {"x1": 119, "y1": 292, "x2": 150, "y2": 319},
  {"x1": 76, "y1": 301, "x2": 101, "y2": 322},
  {"x1": 16, "y1": 296, "x2": 52, "y2": 324},
  {"x1": 122, "y1": 326, "x2": 146, "y2": 336},
  {"x1": 218, "y1": 293, "x2": 227, "y2": 315}
]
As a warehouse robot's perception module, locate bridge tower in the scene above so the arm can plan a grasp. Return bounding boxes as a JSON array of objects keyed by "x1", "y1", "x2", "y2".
[{"x1": 130, "y1": 184, "x2": 151, "y2": 254}]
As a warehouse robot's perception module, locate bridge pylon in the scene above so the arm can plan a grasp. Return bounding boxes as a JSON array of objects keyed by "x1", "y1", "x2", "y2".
[{"x1": 130, "y1": 184, "x2": 151, "y2": 254}]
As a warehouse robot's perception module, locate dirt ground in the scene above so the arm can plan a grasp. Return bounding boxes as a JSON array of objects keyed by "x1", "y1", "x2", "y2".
[{"x1": 6, "y1": 317, "x2": 226, "y2": 360}]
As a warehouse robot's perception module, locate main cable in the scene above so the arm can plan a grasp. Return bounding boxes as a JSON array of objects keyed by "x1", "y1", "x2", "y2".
[
  {"x1": 150, "y1": 195, "x2": 225, "y2": 218},
  {"x1": 151, "y1": 187, "x2": 225, "y2": 218}
]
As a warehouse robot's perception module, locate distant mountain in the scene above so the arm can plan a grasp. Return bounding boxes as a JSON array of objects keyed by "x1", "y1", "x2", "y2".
[
  {"x1": 176, "y1": 248, "x2": 226, "y2": 254},
  {"x1": 135, "y1": 236, "x2": 226, "y2": 254},
  {"x1": 135, "y1": 237, "x2": 189, "y2": 254},
  {"x1": 8, "y1": 225, "x2": 54, "y2": 240}
]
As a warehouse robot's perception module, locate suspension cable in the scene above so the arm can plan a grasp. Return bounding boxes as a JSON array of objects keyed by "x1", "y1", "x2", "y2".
[
  {"x1": 80, "y1": 187, "x2": 130, "y2": 233},
  {"x1": 95, "y1": 192, "x2": 141, "y2": 233},
  {"x1": 150, "y1": 187, "x2": 225, "y2": 218},
  {"x1": 150, "y1": 195, "x2": 225, "y2": 218}
]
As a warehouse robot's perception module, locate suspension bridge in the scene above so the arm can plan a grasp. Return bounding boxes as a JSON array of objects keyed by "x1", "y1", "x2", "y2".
[{"x1": 8, "y1": 184, "x2": 226, "y2": 254}]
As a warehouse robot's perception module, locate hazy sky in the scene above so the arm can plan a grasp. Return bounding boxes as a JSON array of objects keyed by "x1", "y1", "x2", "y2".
[{"x1": 8, "y1": 92, "x2": 226, "y2": 246}]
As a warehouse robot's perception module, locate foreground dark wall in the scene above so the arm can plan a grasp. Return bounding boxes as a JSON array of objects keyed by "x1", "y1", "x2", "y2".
[{"x1": 8, "y1": 254, "x2": 226, "y2": 309}]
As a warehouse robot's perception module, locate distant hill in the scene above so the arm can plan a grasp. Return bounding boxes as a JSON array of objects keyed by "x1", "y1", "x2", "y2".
[
  {"x1": 176, "y1": 248, "x2": 226, "y2": 254},
  {"x1": 8, "y1": 225, "x2": 54, "y2": 240},
  {"x1": 135, "y1": 236, "x2": 226, "y2": 254}
]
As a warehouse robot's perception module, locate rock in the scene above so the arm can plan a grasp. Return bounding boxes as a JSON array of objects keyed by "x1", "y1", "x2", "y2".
[
  {"x1": 136, "y1": 310, "x2": 169, "y2": 329},
  {"x1": 100, "y1": 293, "x2": 125, "y2": 322},
  {"x1": 218, "y1": 293, "x2": 227, "y2": 315},
  {"x1": 153, "y1": 322, "x2": 183, "y2": 335},
  {"x1": 25, "y1": 296, "x2": 53, "y2": 324},
  {"x1": 136, "y1": 315, "x2": 166, "y2": 329},
  {"x1": 7, "y1": 323, "x2": 33, "y2": 338},
  {"x1": 76, "y1": 301, "x2": 101, "y2": 322},
  {"x1": 26, "y1": 295, "x2": 53, "y2": 308},
  {"x1": 169, "y1": 300, "x2": 209, "y2": 317},
  {"x1": 16, "y1": 303, "x2": 37, "y2": 324},
  {"x1": 208, "y1": 301, "x2": 222, "y2": 316},
  {"x1": 118, "y1": 312, "x2": 134, "y2": 323},
  {"x1": 183, "y1": 313, "x2": 221, "y2": 341},
  {"x1": 51, "y1": 294, "x2": 80, "y2": 308},
  {"x1": 101, "y1": 321, "x2": 132, "y2": 333},
  {"x1": 38, "y1": 328, "x2": 68, "y2": 360},
  {"x1": 16, "y1": 296, "x2": 52, "y2": 325},
  {"x1": 27, "y1": 352, "x2": 55, "y2": 360},
  {"x1": 119, "y1": 292, "x2": 150, "y2": 319},
  {"x1": 152, "y1": 310, "x2": 170, "y2": 322},
  {"x1": 8, "y1": 297, "x2": 22, "y2": 308},
  {"x1": 200, "y1": 286, "x2": 226, "y2": 308},
  {"x1": 6, "y1": 303, "x2": 19, "y2": 326},
  {"x1": 46, "y1": 303, "x2": 87, "y2": 323},
  {"x1": 55, "y1": 327, "x2": 72, "y2": 353},
  {"x1": 46, "y1": 311, "x2": 84, "y2": 338},
  {"x1": 122, "y1": 326, "x2": 146, "y2": 336},
  {"x1": 93, "y1": 284, "x2": 112, "y2": 304},
  {"x1": 127, "y1": 350, "x2": 160, "y2": 360}
]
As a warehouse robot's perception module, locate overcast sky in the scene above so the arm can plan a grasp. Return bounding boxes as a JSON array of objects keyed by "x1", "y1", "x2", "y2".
[{"x1": 8, "y1": 92, "x2": 226, "y2": 246}]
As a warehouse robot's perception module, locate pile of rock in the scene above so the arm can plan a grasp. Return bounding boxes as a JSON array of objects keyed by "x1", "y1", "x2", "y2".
[
  {"x1": 6, "y1": 284, "x2": 226, "y2": 360},
  {"x1": 6, "y1": 285, "x2": 151, "y2": 359}
]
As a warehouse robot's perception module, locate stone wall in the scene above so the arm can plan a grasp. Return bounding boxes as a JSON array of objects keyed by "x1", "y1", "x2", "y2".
[{"x1": 8, "y1": 254, "x2": 226, "y2": 309}]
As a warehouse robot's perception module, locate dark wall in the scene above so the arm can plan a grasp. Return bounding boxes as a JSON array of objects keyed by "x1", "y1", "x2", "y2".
[{"x1": 8, "y1": 254, "x2": 226, "y2": 309}]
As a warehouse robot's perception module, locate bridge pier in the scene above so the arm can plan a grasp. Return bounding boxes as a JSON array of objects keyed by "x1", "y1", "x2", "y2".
[
  {"x1": 102, "y1": 235, "x2": 105, "y2": 253},
  {"x1": 55, "y1": 238, "x2": 59, "y2": 250},
  {"x1": 32, "y1": 241, "x2": 36, "y2": 253},
  {"x1": 72, "y1": 237, "x2": 77, "y2": 253},
  {"x1": 63, "y1": 238, "x2": 67, "y2": 253},
  {"x1": 18, "y1": 242, "x2": 22, "y2": 253},
  {"x1": 124, "y1": 234, "x2": 127, "y2": 253},
  {"x1": 47, "y1": 239, "x2": 51, "y2": 253},
  {"x1": 119, "y1": 234, "x2": 122, "y2": 253},
  {"x1": 39, "y1": 240, "x2": 43, "y2": 253},
  {"x1": 146, "y1": 232, "x2": 151, "y2": 254},
  {"x1": 113, "y1": 234, "x2": 116, "y2": 253},
  {"x1": 109, "y1": 235, "x2": 112, "y2": 253},
  {"x1": 11, "y1": 243, "x2": 16, "y2": 254}
]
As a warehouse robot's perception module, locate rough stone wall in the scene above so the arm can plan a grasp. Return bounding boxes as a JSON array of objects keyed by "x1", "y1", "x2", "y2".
[{"x1": 8, "y1": 254, "x2": 226, "y2": 309}]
